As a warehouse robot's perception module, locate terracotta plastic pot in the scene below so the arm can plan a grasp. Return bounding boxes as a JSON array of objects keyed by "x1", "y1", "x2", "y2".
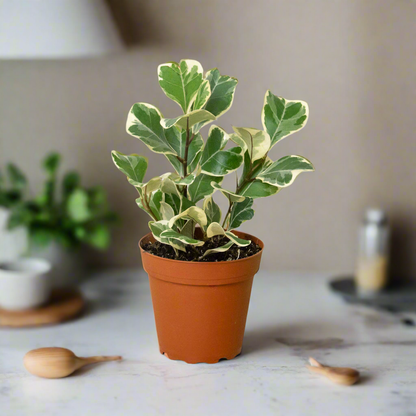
[{"x1": 139, "y1": 230, "x2": 264, "y2": 364}]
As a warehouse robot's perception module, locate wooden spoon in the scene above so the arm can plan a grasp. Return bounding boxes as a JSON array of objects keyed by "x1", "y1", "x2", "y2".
[
  {"x1": 306, "y1": 357, "x2": 360, "y2": 386},
  {"x1": 24, "y1": 347, "x2": 122, "y2": 379}
]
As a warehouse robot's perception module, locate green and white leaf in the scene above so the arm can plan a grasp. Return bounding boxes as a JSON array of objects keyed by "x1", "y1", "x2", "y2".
[
  {"x1": 160, "y1": 201, "x2": 175, "y2": 220},
  {"x1": 168, "y1": 173, "x2": 196, "y2": 186},
  {"x1": 126, "y1": 103, "x2": 179, "y2": 155},
  {"x1": 225, "y1": 231, "x2": 251, "y2": 246},
  {"x1": 206, "y1": 222, "x2": 251, "y2": 246},
  {"x1": 165, "y1": 132, "x2": 204, "y2": 175},
  {"x1": 211, "y1": 182, "x2": 245, "y2": 202},
  {"x1": 136, "y1": 190, "x2": 163, "y2": 220},
  {"x1": 161, "y1": 109, "x2": 215, "y2": 130},
  {"x1": 239, "y1": 152, "x2": 270, "y2": 189},
  {"x1": 206, "y1": 222, "x2": 226, "y2": 238},
  {"x1": 128, "y1": 176, "x2": 162, "y2": 195},
  {"x1": 111, "y1": 151, "x2": 148, "y2": 182},
  {"x1": 193, "y1": 79, "x2": 211, "y2": 110},
  {"x1": 261, "y1": 90, "x2": 309, "y2": 148},
  {"x1": 188, "y1": 174, "x2": 223, "y2": 203},
  {"x1": 231, "y1": 127, "x2": 270, "y2": 161},
  {"x1": 169, "y1": 206, "x2": 207, "y2": 229},
  {"x1": 203, "y1": 68, "x2": 238, "y2": 117},
  {"x1": 228, "y1": 198, "x2": 254, "y2": 230},
  {"x1": 239, "y1": 180, "x2": 279, "y2": 199},
  {"x1": 200, "y1": 241, "x2": 234, "y2": 259},
  {"x1": 203, "y1": 196, "x2": 222, "y2": 226},
  {"x1": 257, "y1": 155, "x2": 314, "y2": 187},
  {"x1": 180, "y1": 219, "x2": 194, "y2": 238},
  {"x1": 148, "y1": 220, "x2": 171, "y2": 243},
  {"x1": 158, "y1": 59, "x2": 204, "y2": 113},
  {"x1": 160, "y1": 176, "x2": 180, "y2": 197},
  {"x1": 200, "y1": 126, "x2": 243, "y2": 176},
  {"x1": 164, "y1": 193, "x2": 181, "y2": 215},
  {"x1": 160, "y1": 229, "x2": 204, "y2": 247},
  {"x1": 148, "y1": 190, "x2": 163, "y2": 220},
  {"x1": 180, "y1": 196, "x2": 195, "y2": 212}
]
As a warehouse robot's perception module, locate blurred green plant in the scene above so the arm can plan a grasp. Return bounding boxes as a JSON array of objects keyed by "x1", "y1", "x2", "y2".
[
  {"x1": 0, "y1": 163, "x2": 27, "y2": 209},
  {"x1": 6, "y1": 153, "x2": 118, "y2": 251}
]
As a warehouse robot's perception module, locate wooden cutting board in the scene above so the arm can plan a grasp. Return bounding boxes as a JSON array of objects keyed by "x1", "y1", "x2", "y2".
[{"x1": 0, "y1": 288, "x2": 85, "y2": 328}]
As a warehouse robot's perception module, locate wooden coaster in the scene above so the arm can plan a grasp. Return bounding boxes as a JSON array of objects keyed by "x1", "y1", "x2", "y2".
[{"x1": 0, "y1": 288, "x2": 85, "y2": 328}]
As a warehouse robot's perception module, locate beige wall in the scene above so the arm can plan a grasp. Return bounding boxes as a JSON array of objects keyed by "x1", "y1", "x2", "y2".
[{"x1": 1, "y1": 0, "x2": 415, "y2": 278}]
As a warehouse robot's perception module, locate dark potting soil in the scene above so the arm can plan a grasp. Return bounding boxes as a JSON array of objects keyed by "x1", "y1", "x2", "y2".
[{"x1": 142, "y1": 235, "x2": 261, "y2": 262}]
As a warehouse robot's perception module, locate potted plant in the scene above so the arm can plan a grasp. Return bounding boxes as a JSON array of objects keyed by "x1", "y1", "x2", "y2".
[
  {"x1": 7, "y1": 153, "x2": 118, "y2": 287},
  {"x1": 0, "y1": 164, "x2": 28, "y2": 262},
  {"x1": 112, "y1": 59, "x2": 314, "y2": 364}
]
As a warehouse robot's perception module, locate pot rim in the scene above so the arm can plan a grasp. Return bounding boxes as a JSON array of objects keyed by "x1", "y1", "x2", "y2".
[{"x1": 139, "y1": 230, "x2": 264, "y2": 265}]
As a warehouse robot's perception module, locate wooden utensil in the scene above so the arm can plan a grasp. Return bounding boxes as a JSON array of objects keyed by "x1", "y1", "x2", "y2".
[
  {"x1": 24, "y1": 347, "x2": 122, "y2": 379},
  {"x1": 307, "y1": 357, "x2": 360, "y2": 386}
]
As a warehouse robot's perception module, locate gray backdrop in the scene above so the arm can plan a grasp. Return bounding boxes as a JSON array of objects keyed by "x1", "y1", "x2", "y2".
[{"x1": 1, "y1": 0, "x2": 415, "y2": 279}]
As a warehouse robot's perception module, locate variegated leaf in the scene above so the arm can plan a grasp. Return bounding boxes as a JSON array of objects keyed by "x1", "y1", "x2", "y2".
[
  {"x1": 161, "y1": 109, "x2": 216, "y2": 130},
  {"x1": 165, "y1": 131, "x2": 204, "y2": 175},
  {"x1": 180, "y1": 220, "x2": 194, "y2": 238},
  {"x1": 203, "y1": 196, "x2": 222, "y2": 226},
  {"x1": 206, "y1": 222, "x2": 225, "y2": 238},
  {"x1": 161, "y1": 176, "x2": 180, "y2": 197},
  {"x1": 148, "y1": 220, "x2": 171, "y2": 243},
  {"x1": 239, "y1": 152, "x2": 270, "y2": 188},
  {"x1": 228, "y1": 198, "x2": 254, "y2": 230},
  {"x1": 200, "y1": 126, "x2": 243, "y2": 176},
  {"x1": 160, "y1": 229, "x2": 204, "y2": 246},
  {"x1": 225, "y1": 231, "x2": 251, "y2": 246},
  {"x1": 188, "y1": 174, "x2": 223, "y2": 203},
  {"x1": 136, "y1": 190, "x2": 163, "y2": 221},
  {"x1": 211, "y1": 182, "x2": 245, "y2": 202},
  {"x1": 160, "y1": 201, "x2": 175, "y2": 220},
  {"x1": 200, "y1": 241, "x2": 234, "y2": 259},
  {"x1": 231, "y1": 127, "x2": 270, "y2": 161},
  {"x1": 111, "y1": 151, "x2": 148, "y2": 183},
  {"x1": 257, "y1": 155, "x2": 314, "y2": 187},
  {"x1": 158, "y1": 59, "x2": 204, "y2": 113},
  {"x1": 262, "y1": 90, "x2": 309, "y2": 148},
  {"x1": 239, "y1": 179, "x2": 279, "y2": 199},
  {"x1": 193, "y1": 79, "x2": 211, "y2": 110},
  {"x1": 150, "y1": 190, "x2": 163, "y2": 219},
  {"x1": 126, "y1": 103, "x2": 179, "y2": 155},
  {"x1": 164, "y1": 193, "x2": 181, "y2": 215},
  {"x1": 169, "y1": 206, "x2": 207, "y2": 229},
  {"x1": 169, "y1": 173, "x2": 196, "y2": 186},
  {"x1": 180, "y1": 196, "x2": 195, "y2": 212},
  {"x1": 128, "y1": 176, "x2": 162, "y2": 195},
  {"x1": 206, "y1": 222, "x2": 251, "y2": 246},
  {"x1": 204, "y1": 68, "x2": 238, "y2": 117}
]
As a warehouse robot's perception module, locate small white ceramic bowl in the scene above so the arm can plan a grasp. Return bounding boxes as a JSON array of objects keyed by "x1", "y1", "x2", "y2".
[{"x1": 0, "y1": 258, "x2": 52, "y2": 310}]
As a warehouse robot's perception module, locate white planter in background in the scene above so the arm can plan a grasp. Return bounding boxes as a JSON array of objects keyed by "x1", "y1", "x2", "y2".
[
  {"x1": 29, "y1": 242, "x2": 86, "y2": 288},
  {"x1": 0, "y1": 207, "x2": 28, "y2": 262},
  {"x1": 0, "y1": 258, "x2": 52, "y2": 310}
]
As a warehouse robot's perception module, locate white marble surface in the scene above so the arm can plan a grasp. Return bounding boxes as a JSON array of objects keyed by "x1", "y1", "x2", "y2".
[{"x1": 1, "y1": 269, "x2": 416, "y2": 416}]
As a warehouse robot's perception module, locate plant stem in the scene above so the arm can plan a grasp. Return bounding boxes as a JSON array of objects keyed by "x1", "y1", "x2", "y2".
[
  {"x1": 182, "y1": 117, "x2": 190, "y2": 178},
  {"x1": 141, "y1": 187, "x2": 158, "y2": 221},
  {"x1": 222, "y1": 196, "x2": 233, "y2": 229},
  {"x1": 181, "y1": 117, "x2": 193, "y2": 198}
]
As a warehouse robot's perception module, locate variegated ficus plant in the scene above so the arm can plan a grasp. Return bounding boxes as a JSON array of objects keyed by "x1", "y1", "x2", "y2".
[{"x1": 112, "y1": 59, "x2": 314, "y2": 260}]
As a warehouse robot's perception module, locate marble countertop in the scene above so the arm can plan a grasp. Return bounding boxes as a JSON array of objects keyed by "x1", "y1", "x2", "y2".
[{"x1": 1, "y1": 269, "x2": 416, "y2": 416}]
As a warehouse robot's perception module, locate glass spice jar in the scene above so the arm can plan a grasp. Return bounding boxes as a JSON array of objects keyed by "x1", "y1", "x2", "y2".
[{"x1": 355, "y1": 209, "x2": 390, "y2": 296}]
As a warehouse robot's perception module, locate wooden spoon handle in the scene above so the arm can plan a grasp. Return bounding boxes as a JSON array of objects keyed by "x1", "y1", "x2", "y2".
[
  {"x1": 79, "y1": 355, "x2": 122, "y2": 365},
  {"x1": 306, "y1": 365, "x2": 327, "y2": 376}
]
